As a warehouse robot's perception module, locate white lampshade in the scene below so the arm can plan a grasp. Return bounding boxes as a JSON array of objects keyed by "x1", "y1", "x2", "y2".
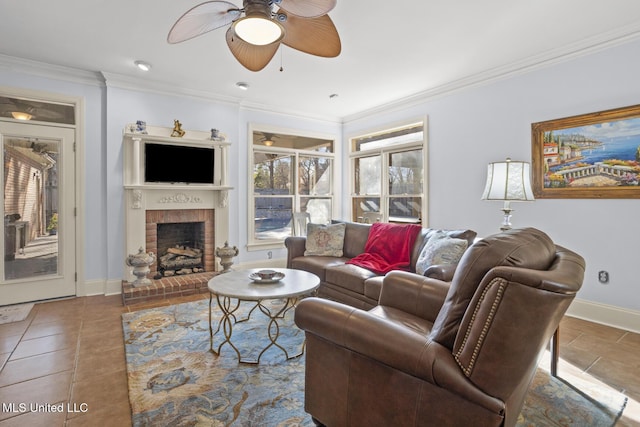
[
  {"x1": 482, "y1": 158, "x2": 534, "y2": 231},
  {"x1": 482, "y1": 158, "x2": 535, "y2": 201},
  {"x1": 233, "y1": 16, "x2": 284, "y2": 46}
]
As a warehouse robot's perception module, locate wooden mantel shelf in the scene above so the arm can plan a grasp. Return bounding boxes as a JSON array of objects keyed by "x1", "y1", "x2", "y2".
[{"x1": 123, "y1": 123, "x2": 230, "y2": 188}]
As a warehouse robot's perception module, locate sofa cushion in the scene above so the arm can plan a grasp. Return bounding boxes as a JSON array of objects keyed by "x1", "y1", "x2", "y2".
[
  {"x1": 332, "y1": 220, "x2": 371, "y2": 258},
  {"x1": 325, "y1": 264, "x2": 378, "y2": 295},
  {"x1": 364, "y1": 276, "x2": 384, "y2": 301},
  {"x1": 415, "y1": 234, "x2": 468, "y2": 276},
  {"x1": 411, "y1": 228, "x2": 477, "y2": 269},
  {"x1": 305, "y1": 223, "x2": 346, "y2": 257},
  {"x1": 290, "y1": 256, "x2": 348, "y2": 282},
  {"x1": 369, "y1": 305, "x2": 434, "y2": 336}
]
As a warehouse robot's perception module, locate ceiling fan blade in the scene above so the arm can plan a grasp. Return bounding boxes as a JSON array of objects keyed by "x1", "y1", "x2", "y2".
[
  {"x1": 226, "y1": 27, "x2": 280, "y2": 71},
  {"x1": 278, "y1": 0, "x2": 336, "y2": 18},
  {"x1": 281, "y1": 13, "x2": 341, "y2": 57},
  {"x1": 168, "y1": 1, "x2": 241, "y2": 44}
]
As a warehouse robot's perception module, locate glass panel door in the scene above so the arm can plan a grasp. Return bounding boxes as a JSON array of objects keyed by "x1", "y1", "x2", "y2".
[
  {"x1": 0, "y1": 121, "x2": 75, "y2": 304},
  {"x1": 4, "y1": 136, "x2": 59, "y2": 280}
]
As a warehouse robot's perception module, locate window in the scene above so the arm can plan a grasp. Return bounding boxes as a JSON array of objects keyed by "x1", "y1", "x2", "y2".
[
  {"x1": 0, "y1": 96, "x2": 75, "y2": 125},
  {"x1": 350, "y1": 121, "x2": 426, "y2": 224},
  {"x1": 249, "y1": 128, "x2": 335, "y2": 247}
]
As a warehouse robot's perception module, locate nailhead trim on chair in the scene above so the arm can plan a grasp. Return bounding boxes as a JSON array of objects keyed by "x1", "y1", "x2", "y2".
[{"x1": 454, "y1": 277, "x2": 506, "y2": 377}]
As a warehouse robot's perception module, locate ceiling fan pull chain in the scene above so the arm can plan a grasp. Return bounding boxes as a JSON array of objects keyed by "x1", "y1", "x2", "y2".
[{"x1": 280, "y1": 46, "x2": 284, "y2": 72}]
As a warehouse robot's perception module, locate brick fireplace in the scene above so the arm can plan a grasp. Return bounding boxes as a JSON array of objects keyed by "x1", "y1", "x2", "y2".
[{"x1": 121, "y1": 124, "x2": 232, "y2": 305}]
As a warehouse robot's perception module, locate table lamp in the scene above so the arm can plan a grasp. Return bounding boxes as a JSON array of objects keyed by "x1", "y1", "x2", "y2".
[{"x1": 482, "y1": 158, "x2": 535, "y2": 231}]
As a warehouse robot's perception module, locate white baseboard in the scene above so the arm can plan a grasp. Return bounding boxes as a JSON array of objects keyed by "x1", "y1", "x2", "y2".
[
  {"x1": 236, "y1": 258, "x2": 287, "y2": 270},
  {"x1": 81, "y1": 279, "x2": 123, "y2": 296},
  {"x1": 105, "y1": 279, "x2": 124, "y2": 296},
  {"x1": 566, "y1": 298, "x2": 640, "y2": 334}
]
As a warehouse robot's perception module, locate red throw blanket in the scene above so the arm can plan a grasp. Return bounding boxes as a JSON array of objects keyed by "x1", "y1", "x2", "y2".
[{"x1": 347, "y1": 223, "x2": 422, "y2": 274}]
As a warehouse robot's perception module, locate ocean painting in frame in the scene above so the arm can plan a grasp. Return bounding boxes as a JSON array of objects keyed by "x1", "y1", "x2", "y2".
[{"x1": 532, "y1": 104, "x2": 640, "y2": 198}]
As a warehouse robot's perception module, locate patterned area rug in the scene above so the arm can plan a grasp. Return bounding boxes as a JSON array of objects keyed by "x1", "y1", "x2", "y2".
[
  {"x1": 122, "y1": 300, "x2": 627, "y2": 426},
  {"x1": 0, "y1": 303, "x2": 34, "y2": 325}
]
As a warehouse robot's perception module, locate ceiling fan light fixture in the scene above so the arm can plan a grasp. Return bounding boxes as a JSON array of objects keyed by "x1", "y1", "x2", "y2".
[
  {"x1": 233, "y1": 16, "x2": 284, "y2": 46},
  {"x1": 263, "y1": 139, "x2": 275, "y2": 146},
  {"x1": 11, "y1": 111, "x2": 33, "y2": 120}
]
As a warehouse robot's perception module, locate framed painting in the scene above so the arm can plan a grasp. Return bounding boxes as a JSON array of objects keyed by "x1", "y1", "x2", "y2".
[{"x1": 532, "y1": 104, "x2": 640, "y2": 198}]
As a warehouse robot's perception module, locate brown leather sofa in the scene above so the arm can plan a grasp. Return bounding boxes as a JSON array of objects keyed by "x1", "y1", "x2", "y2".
[
  {"x1": 285, "y1": 220, "x2": 476, "y2": 309},
  {"x1": 294, "y1": 227, "x2": 585, "y2": 427}
]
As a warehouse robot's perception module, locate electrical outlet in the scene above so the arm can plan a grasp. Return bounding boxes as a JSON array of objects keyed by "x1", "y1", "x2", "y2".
[
  {"x1": 267, "y1": 251, "x2": 273, "y2": 260},
  {"x1": 598, "y1": 270, "x2": 609, "y2": 284}
]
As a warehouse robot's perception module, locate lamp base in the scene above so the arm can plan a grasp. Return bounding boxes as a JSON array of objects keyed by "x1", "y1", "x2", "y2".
[{"x1": 500, "y1": 201, "x2": 513, "y2": 231}]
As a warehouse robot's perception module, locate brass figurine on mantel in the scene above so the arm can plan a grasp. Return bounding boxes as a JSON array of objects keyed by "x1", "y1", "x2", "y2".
[{"x1": 171, "y1": 119, "x2": 186, "y2": 137}]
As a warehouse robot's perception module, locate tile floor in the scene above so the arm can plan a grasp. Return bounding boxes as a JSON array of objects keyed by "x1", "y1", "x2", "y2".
[{"x1": 0, "y1": 294, "x2": 638, "y2": 426}]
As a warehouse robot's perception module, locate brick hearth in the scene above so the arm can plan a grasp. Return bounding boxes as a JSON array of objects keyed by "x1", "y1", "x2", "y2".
[{"x1": 121, "y1": 271, "x2": 218, "y2": 305}]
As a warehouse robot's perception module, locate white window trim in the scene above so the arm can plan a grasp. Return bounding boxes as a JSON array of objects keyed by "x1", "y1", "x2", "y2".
[
  {"x1": 247, "y1": 123, "x2": 338, "y2": 250},
  {"x1": 348, "y1": 117, "x2": 429, "y2": 226}
]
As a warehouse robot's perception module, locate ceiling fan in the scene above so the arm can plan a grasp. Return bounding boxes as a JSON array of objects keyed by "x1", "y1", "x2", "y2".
[
  {"x1": 0, "y1": 98, "x2": 64, "y2": 121},
  {"x1": 168, "y1": 0, "x2": 341, "y2": 72},
  {"x1": 258, "y1": 132, "x2": 279, "y2": 146}
]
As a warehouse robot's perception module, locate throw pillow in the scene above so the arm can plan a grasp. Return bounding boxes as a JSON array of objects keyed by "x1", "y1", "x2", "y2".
[
  {"x1": 304, "y1": 223, "x2": 346, "y2": 257},
  {"x1": 416, "y1": 233, "x2": 468, "y2": 275}
]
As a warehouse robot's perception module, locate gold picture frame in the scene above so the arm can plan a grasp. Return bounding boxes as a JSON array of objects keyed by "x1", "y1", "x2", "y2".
[{"x1": 532, "y1": 104, "x2": 640, "y2": 199}]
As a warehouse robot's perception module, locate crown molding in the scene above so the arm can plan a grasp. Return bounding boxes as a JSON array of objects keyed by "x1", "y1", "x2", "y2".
[
  {"x1": 101, "y1": 72, "x2": 341, "y2": 124},
  {"x1": 343, "y1": 23, "x2": 640, "y2": 124},
  {"x1": 0, "y1": 54, "x2": 104, "y2": 87},
  {"x1": 0, "y1": 54, "x2": 340, "y2": 123},
  {"x1": 238, "y1": 100, "x2": 342, "y2": 124},
  {"x1": 100, "y1": 71, "x2": 239, "y2": 108}
]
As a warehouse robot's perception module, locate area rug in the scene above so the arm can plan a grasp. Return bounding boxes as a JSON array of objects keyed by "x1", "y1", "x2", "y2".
[
  {"x1": 122, "y1": 300, "x2": 627, "y2": 426},
  {"x1": 0, "y1": 303, "x2": 34, "y2": 325}
]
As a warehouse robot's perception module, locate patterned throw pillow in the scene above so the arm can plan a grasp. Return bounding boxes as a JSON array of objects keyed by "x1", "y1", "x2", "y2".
[
  {"x1": 416, "y1": 232, "x2": 468, "y2": 275},
  {"x1": 304, "y1": 223, "x2": 346, "y2": 257}
]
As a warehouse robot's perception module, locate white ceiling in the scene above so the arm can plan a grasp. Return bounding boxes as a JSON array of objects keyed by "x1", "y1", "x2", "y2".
[{"x1": 2, "y1": 1, "x2": 640, "y2": 121}]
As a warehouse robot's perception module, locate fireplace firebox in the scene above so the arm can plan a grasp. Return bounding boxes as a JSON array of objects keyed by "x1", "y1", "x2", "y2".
[{"x1": 145, "y1": 209, "x2": 215, "y2": 277}]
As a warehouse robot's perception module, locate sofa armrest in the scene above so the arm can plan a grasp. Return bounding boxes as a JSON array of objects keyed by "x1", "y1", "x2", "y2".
[
  {"x1": 379, "y1": 271, "x2": 450, "y2": 322},
  {"x1": 424, "y1": 263, "x2": 458, "y2": 282},
  {"x1": 284, "y1": 236, "x2": 306, "y2": 268},
  {"x1": 295, "y1": 297, "x2": 504, "y2": 414},
  {"x1": 452, "y1": 264, "x2": 582, "y2": 401}
]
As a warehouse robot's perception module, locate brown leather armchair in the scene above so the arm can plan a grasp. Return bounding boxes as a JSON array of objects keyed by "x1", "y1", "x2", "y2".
[{"x1": 294, "y1": 228, "x2": 585, "y2": 427}]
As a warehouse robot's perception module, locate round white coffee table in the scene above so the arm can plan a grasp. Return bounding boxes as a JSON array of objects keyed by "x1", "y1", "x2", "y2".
[{"x1": 208, "y1": 268, "x2": 320, "y2": 364}]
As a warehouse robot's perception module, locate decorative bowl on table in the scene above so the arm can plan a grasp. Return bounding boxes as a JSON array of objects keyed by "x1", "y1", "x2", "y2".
[{"x1": 249, "y1": 269, "x2": 285, "y2": 284}]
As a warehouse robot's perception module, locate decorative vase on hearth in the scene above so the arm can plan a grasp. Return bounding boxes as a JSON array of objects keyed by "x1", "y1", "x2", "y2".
[
  {"x1": 216, "y1": 241, "x2": 239, "y2": 273},
  {"x1": 126, "y1": 247, "x2": 156, "y2": 287}
]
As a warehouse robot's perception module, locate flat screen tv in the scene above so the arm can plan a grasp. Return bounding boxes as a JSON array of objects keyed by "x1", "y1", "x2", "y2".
[{"x1": 144, "y1": 143, "x2": 215, "y2": 184}]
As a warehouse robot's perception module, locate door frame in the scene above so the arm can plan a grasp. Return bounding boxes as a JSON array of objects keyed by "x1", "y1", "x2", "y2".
[{"x1": 0, "y1": 85, "x2": 85, "y2": 299}]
